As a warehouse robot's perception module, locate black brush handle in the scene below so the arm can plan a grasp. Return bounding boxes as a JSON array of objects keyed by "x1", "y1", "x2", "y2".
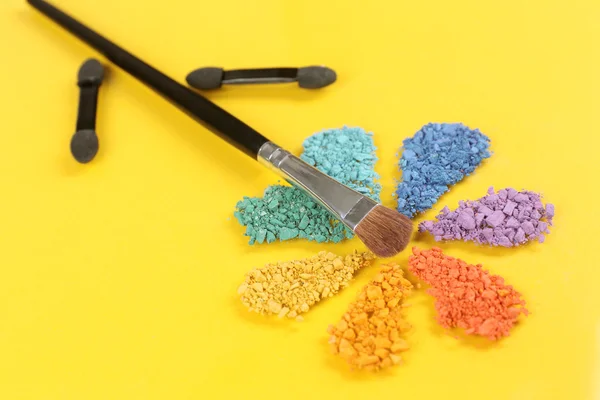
[{"x1": 27, "y1": 0, "x2": 270, "y2": 159}]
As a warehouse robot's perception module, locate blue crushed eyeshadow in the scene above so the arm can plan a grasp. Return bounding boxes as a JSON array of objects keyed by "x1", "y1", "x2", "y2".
[{"x1": 394, "y1": 122, "x2": 491, "y2": 218}]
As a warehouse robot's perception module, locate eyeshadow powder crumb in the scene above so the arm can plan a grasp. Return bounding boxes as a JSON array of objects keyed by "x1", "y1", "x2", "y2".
[
  {"x1": 408, "y1": 247, "x2": 528, "y2": 340},
  {"x1": 418, "y1": 186, "x2": 555, "y2": 246},
  {"x1": 238, "y1": 251, "x2": 375, "y2": 319},
  {"x1": 233, "y1": 126, "x2": 380, "y2": 245},
  {"x1": 394, "y1": 123, "x2": 491, "y2": 218},
  {"x1": 327, "y1": 263, "x2": 414, "y2": 371}
]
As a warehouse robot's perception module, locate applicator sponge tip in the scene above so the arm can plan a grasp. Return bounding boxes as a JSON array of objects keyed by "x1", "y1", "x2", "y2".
[
  {"x1": 70, "y1": 129, "x2": 99, "y2": 163},
  {"x1": 297, "y1": 66, "x2": 337, "y2": 89},
  {"x1": 78, "y1": 58, "x2": 104, "y2": 86},
  {"x1": 186, "y1": 67, "x2": 224, "y2": 90}
]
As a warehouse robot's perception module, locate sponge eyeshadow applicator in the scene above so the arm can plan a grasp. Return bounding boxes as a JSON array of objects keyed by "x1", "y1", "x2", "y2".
[
  {"x1": 70, "y1": 58, "x2": 105, "y2": 163},
  {"x1": 186, "y1": 66, "x2": 337, "y2": 90}
]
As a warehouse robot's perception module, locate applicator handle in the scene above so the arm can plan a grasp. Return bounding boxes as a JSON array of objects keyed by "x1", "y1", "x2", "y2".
[
  {"x1": 27, "y1": 0, "x2": 270, "y2": 159},
  {"x1": 76, "y1": 58, "x2": 104, "y2": 132},
  {"x1": 224, "y1": 68, "x2": 298, "y2": 84}
]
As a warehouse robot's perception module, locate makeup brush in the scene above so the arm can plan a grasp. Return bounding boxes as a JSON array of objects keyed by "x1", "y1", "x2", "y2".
[
  {"x1": 71, "y1": 58, "x2": 104, "y2": 163},
  {"x1": 26, "y1": 0, "x2": 413, "y2": 258},
  {"x1": 186, "y1": 66, "x2": 337, "y2": 90}
]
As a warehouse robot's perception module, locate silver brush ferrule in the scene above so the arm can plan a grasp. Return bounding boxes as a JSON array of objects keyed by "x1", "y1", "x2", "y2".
[{"x1": 257, "y1": 141, "x2": 378, "y2": 230}]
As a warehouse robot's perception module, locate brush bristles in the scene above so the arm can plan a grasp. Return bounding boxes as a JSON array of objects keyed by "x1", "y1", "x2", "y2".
[{"x1": 354, "y1": 205, "x2": 413, "y2": 258}]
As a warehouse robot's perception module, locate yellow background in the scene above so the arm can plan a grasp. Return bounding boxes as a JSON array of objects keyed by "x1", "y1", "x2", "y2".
[{"x1": 1, "y1": 0, "x2": 599, "y2": 398}]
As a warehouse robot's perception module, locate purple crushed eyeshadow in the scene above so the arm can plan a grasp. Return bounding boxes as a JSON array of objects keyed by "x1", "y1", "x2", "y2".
[{"x1": 419, "y1": 187, "x2": 555, "y2": 247}]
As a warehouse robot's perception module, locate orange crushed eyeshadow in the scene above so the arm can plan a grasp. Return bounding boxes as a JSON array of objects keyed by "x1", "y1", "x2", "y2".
[
  {"x1": 408, "y1": 247, "x2": 528, "y2": 340},
  {"x1": 327, "y1": 262, "x2": 413, "y2": 371}
]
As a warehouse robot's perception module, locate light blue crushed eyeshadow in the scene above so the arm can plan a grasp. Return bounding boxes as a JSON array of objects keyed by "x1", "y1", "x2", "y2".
[
  {"x1": 300, "y1": 126, "x2": 381, "y2": 202},
  {"x1": 394, "y1": 123, "x2": 491, "y2": 218},
  {"x1": 233, "y1": 126, "x2": 381, "y2": 245}
]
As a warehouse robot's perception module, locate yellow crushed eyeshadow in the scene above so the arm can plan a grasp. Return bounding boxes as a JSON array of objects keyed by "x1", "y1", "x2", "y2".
[{"x1": 238, "y1": 251, "x2": 375, "y2": 320}]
